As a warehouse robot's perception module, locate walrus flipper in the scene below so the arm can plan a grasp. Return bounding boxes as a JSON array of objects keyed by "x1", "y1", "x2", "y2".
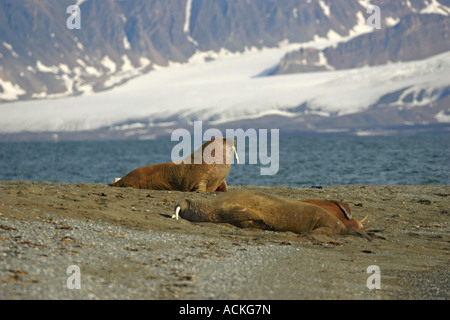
[
  {"x1": 193, "y1": 180, "x2": 208, "y2": 193},
  {"x1": 240, "y1": 219, "x2": 275, "y2": 231},
  {"x1": 215, "y1": 180, "x2": 228, "y2": 192},
  {"x1": 217, "y1": 208, "x2": 268, "y2": 229},
  {"x1": 329, "y1": 200, "x2": 352, "y2": 220},
  {"x1": 309, "y1": 226, "x2": 340, "y2": 237}
]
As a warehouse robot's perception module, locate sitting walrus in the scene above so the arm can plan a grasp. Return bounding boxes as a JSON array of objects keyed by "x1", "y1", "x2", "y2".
[
  {"x1": 173, "y1": 190, "x2": 370, "y2": 239},
  {"x1": 112, "y1": 137, "x2": 238, "y2": 192}
]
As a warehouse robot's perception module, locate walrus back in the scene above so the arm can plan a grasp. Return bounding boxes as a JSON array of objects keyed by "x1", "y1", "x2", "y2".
[
  {"x1": 111, "y1": 164, "x2": 166, "y2": 189},
  {"x1": 110, "y1": 137, "x2": 236, "y2": 192}
]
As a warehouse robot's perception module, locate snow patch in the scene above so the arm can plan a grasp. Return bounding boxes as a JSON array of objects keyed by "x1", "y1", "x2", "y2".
[
  {"x1": 184, "y1": 0, "x2": 198, "y2": 46},
  {"x1": 326, "y1": 29, "x2": 342, "y2": 42},
  {"x1": 212, "y1": 109, "x2": 297, "y2": 125},
  {"x1": 36, "y1": 60, "x2": 59, "y2": 73},
  {"x1": 85, "y1": 66, "x2": 102, "y2": 77},
  {"x1": 405, "y1": 0, "x2": 418, "y2": 13},
  {"x1": 187, "y1": 35, "x2": 199, "y2": 47},
  {"x1": 111, "y1": 122, "x2": 147, "y2": 131},
  {"x1": 385, "y1": 16, "x2": 400, "y2": 27},
  {"x1": 76, "y1": 59, "x2": 87, "y2": 68},
  {"x1": 184, "y1": 0, "x2": 193, "y2": 33},
  {"x1": 59, "y1": 64, "x2": 71, "y2": 74},
  {"x1": 123, "y1": 36, "x2": 131, "y2": 50},
  {"x1": 101, "y1": 56, "x2": 117, "y2": 73},
  {"x1": 2, "y1": 42, "x2": 13, "y2": 51},
  {"x1": 60, "y1": 74, "x2": 74, "y2": 95},
  {"x1": 26, "y1": 66, "x2": 36, "y2": 73},
  {"x1": 75, "y1": 83, "x2": 93, "y2": 95},
  {"x1": 0, "y1": 78, "x2": 26, "y2": 100},
  {"x1": 435, "y1": 110, "x2": 450, "y2": 123},
  {"x1": 317, "y1": 52, "x2": 334, "y2": 70},
  {"x1": 355, "y1": 130, "x2": 398, "y2": 136},
  {"x1": 102, "y1": 55, "x2": 149, "y2": 88},
  {"x1": 358, "y1": 0, "x2": 372, "y2": 8},
  {"x1": 318, "y1": 0, "x2": 331, "y2": 17},
  {"x1": 139, "y1": 57, "x2": 151, "y2": 67},
  {"x1": 349, "y1": 11, "x2": 374, "y2": 37},
  {"x1": 420, "y1": 0, "x2": 450, "y2": 16},
  {"x1": 2, "y1": 42, "x2": 19, "y2": 58},
  {"x1": 31, "y1": 91, "x2": 47, "y2": 99},
  {"x1": 121, "y1": 55, "x2": 134, "y2": 72}
]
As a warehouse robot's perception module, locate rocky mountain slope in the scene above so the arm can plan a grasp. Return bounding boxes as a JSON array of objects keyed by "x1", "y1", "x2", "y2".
[
  {"x1": 1, "y1": 0, "x2": 448, "y2": 102},
  {"x1": 0, "y1": 0, "x2": 449, "y2": 140},
  {"x1": 273, "y1": 13, "x2": 450, "y2": 74}
]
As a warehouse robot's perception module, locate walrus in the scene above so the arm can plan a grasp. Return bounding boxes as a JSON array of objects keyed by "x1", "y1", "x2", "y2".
[
  {"x1": 112, "y1": 137, "x2": 238, "y2": 192},
  {"x1": 299, "y1": 199, "x2": 369, "y2": 238},
  {"x1": 173, "y1": 190, "x2": 370, "y2": 239}
]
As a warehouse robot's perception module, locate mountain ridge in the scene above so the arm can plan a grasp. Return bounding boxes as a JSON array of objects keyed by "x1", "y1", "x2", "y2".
[
  {"x1": 2, "y1": 0, "x2": 449, "y2": 102},
  {"x1": 0, "y1": 0, "x2": 449, "y2": 140},
  {"x1": 273, "y1": 13, "x2": 450, "y2": 75}
]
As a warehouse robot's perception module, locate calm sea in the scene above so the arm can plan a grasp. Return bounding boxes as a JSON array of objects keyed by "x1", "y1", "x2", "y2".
[{"x1": 0, "y1": 134, "x2": 448, "y2": 187}]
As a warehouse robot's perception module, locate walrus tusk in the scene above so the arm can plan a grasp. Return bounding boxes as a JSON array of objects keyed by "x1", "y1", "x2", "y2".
[
  {"x1": 360, "y1": 215, "x2": 369, "y2": 224},
  {"x1": 172, "y1": 206, "x2": 181, "y2": 220},
  {"x1": 233, "y1": 146, "x2": 239, "y2": 164}
]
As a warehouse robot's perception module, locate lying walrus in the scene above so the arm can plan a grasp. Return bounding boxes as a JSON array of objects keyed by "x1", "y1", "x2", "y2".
[
  {"x1": 112, "y1": 137, "x2": 238, "y2": 192},
  {"x1": 173, "y1": 190, "x2": 370, "y2": 239}
]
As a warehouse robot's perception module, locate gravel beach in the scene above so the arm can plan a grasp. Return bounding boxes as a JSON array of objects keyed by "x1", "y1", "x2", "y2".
[{"x1": 0, "y1": 181, "x2": 448, "y2": 300}]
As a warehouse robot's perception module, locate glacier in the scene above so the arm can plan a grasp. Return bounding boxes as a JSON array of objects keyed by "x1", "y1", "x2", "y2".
[{"x1": 0, "y1": 41, "x2": 449, "y2": 134}]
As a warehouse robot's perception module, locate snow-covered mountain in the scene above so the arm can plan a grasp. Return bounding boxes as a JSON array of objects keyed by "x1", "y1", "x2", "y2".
[
  {"x1": 0, "y1": 0, "x2": 449, "y2": 140},
  {"x1": 273, "y1": 13, "x2": 450, "y2": 74}
]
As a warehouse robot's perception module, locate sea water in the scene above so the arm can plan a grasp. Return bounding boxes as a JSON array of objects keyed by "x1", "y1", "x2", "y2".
[{"x1": 0, "y1": 134, "x2": 448, "y2": 187}]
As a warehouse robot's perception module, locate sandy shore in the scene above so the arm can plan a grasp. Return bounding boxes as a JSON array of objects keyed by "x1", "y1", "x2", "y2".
[{"x1": 0, "y1": 181, "x2": 448, "y2": 300}]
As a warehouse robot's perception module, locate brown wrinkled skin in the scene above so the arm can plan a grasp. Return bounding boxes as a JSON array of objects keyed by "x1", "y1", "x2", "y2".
[
  {"x1": 112, "y1": 137, "x2": 235, "y2": 192},
  {"x1": 299, "y1": 199, "x2": 364, "y2": 233},
  {"x1": 176, "y1": 190, "x2": 369, "y2": 238}
]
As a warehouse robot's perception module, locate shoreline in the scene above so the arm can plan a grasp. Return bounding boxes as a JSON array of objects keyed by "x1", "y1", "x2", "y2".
[{"x1": 0, "y1": 181, "x2": 448, "y2": 299}]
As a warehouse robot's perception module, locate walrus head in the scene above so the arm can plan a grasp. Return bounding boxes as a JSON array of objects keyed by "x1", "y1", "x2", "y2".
[
  {"x1": 173, "y1": 199, "x2": 210, "y2": 222},
  {"x1": 345, "y1": 216, "x2": 371, "y2": 240},
  {"x1": 331, "y1": 206, "x2": 371, "y2": 240},
  {"x1": 174, "y1": 136, "x2": 238, "y2": 166},
  {"x1": 172, "y1": 200, "x2": 191, "y2": 221},
  {"x1": 203, "y1": 137, "x2": 239, "y2": 165}
]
